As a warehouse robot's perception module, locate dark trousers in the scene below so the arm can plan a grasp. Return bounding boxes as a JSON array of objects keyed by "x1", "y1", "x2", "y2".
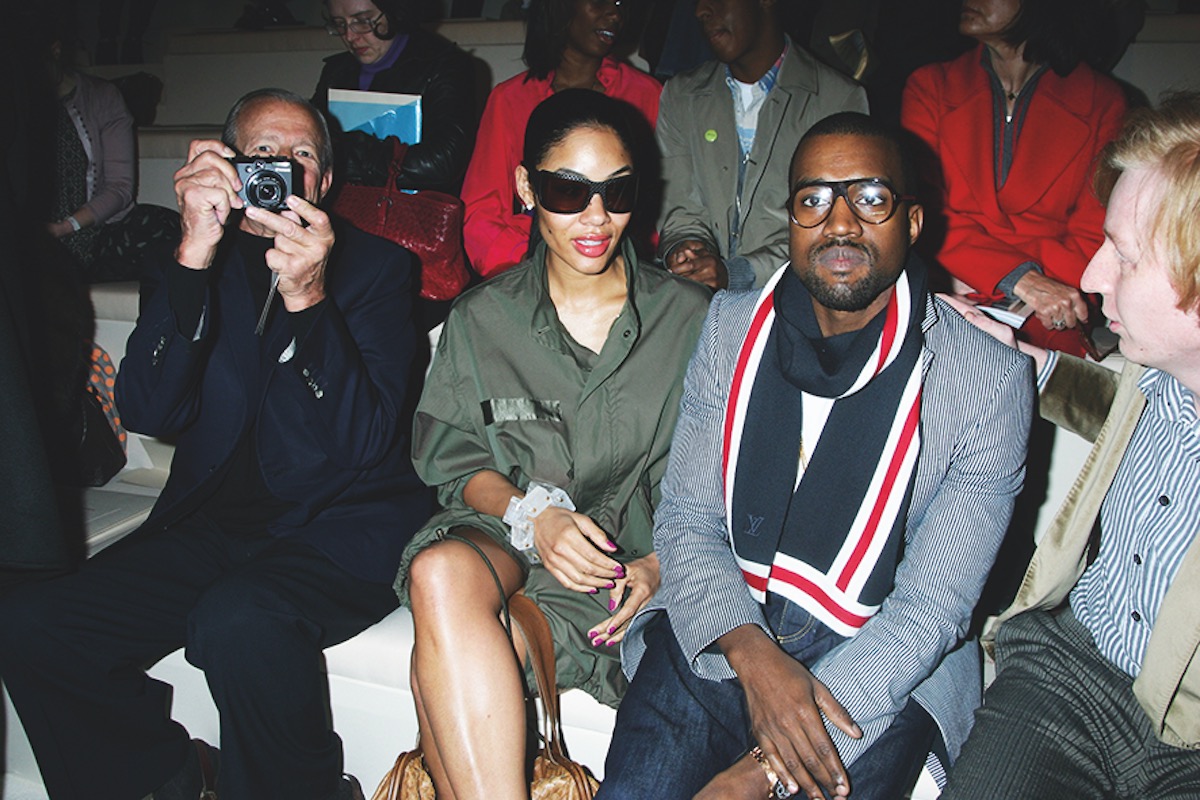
[
  {"x1": 598, "y1": 601, "x2": 940, "y2": 800},
  {"x1": 0, "y1": 515, "x2": 398, "y2": 800},
  {"x1": 942, "y1": 608, "x2": 1200, "y2": 799}
]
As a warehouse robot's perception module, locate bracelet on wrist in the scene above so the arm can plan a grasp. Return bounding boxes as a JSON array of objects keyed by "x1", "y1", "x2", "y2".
[
  {"x1": 502, "y1": 481, "x2": 575, "y2": 563},
  {"x1": 66, "y1": 216, "x2": 82, "y2": 232}
]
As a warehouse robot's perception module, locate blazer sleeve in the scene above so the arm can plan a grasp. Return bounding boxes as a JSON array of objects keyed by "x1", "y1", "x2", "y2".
[
  {"x1": 653, "y1": 294, "x2": 774, "y2": 679},
  {"x1": 114, "y1": 257, "x2": 211, "y2": 437},
  {"x1": 811, "y1": 342, "x2": 1033, "y2": 765},
  {"x1": 461, "y1": 84, "x2": 536, "y2": 278}
]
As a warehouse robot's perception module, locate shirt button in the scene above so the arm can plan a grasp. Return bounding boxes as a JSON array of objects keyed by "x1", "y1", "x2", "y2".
[
  {"x1": 623, "y1": 329, "x2": 631, "y2": 338},
  {"x1": 1158, "y1": 495, "x2": 1171, "y2": 507},
  {"x1": 1133, "y1": 554, "x2": 1142, "y2": 565},
  {"x1": 1132, "y1": 610, "x2": 1142, "y2": 622}
]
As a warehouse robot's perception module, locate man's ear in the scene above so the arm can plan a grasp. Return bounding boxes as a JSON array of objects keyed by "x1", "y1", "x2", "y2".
[
  {"x1": 319, "y1": 168, "x2": 334, "y2": 202},
  {"x1": 907, "y1": 201, "x2": 924, "y2": 246},
  {"x1": 515, "y1": 164, "x2": 536, "y2": 211}
]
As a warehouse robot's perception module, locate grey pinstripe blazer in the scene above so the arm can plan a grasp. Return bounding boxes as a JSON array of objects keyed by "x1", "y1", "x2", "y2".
[{"x1": 621, "y1": 282, "x2": 1034, "y2": 766}]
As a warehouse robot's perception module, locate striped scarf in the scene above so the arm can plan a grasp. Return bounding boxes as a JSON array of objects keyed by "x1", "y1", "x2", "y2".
[{"x1": 722, "y1": 261, "x2": 926, "y2": 636}]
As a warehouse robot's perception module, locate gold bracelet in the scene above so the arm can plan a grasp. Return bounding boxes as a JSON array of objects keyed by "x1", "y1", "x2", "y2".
[{"x1": 748, "y1": 746, "x2": 793, "y2": 799}]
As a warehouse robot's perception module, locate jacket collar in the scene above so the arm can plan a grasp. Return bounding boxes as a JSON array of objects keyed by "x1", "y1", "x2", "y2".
[{"x1": 938, "y1": 44, "x2": 1095, "y2": 216}]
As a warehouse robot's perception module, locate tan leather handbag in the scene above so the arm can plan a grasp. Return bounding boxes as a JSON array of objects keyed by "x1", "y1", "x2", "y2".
[{"x1": 371, "y1": 591, "x2": 599, "y2": 800}]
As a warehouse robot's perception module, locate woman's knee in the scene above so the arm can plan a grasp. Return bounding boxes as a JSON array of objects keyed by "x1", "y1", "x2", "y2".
[{"x1": 408, "y1": 535, "x2": 517, "y2": 618}]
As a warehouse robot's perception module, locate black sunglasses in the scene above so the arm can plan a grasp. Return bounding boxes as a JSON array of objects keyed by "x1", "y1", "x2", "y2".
[{"x1": 528, "y1": 169, "x2": 638, "y2": 215}]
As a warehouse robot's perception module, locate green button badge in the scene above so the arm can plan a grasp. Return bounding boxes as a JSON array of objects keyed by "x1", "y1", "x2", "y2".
[{"x1": 704, "y1": 129, "x2": 718, "y2": 143}]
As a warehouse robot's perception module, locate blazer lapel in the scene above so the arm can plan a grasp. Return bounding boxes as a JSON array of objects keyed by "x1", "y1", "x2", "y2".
[{"x1": 940, "y1": 88, "x2": 1006, "y2": 222}]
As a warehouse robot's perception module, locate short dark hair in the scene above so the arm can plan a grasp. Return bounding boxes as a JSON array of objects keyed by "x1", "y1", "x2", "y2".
[
  {"x1": 794, "y1": 112, "x2": 918, "y2": 197},
  {"x1": 1002, "y1": 0, "x2": 1088, "y2": 77},
  {"x1": 523, "y1": 88, "x2": 638, "y2": 171},
  {"x1": 523, "y1": 0, "x2": 603, "y2": 81},
  {"x1": 222, "y1": 88, "x2": 334, "y2": 176}
]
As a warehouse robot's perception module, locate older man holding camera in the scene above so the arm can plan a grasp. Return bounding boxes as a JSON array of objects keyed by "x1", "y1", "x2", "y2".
[{"x1": 0, "y1": 88, "x2": 429, "y2": 800}]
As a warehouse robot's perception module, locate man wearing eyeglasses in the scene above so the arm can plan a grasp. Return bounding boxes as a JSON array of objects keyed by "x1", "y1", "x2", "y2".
[
  {"x1": 598, "y1": 112, "x2": 1032, "y2": 800},
  {"x1": 0, "y1": 89, "x2": 430, "y2": 800},
  {"x1": 656, "y1": 0, "x2": 866, "y2": 292}
]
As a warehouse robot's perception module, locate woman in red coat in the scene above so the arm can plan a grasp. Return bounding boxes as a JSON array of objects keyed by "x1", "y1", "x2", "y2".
[
  {"x1": 460, "y1": 0, "x2": 660, "y2": 279},
  {"x1": 902, "y1": 0, "x2": 1126, "y2": 354}
]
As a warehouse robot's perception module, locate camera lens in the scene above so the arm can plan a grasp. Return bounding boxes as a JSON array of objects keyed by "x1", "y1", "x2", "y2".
[{"x1": 245, "y1": 171, "x2": 287, "y2": 211}]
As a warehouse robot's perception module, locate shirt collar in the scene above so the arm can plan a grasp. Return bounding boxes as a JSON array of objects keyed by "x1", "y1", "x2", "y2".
[
  {"x1": 725, "y1": 38, "x2": 788, "y2": 95},
  {"x1": 1140, "y1": 367, "x2": 1200, "y2": 432}
]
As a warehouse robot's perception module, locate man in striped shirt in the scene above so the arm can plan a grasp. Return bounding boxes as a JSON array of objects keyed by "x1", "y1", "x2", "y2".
[{"x1": 942, "y1": 92, "x2": 1200, "y2": 799}]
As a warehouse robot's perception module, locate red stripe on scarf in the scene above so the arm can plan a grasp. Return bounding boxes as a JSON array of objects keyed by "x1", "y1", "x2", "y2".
[
  {"x1": 836, "y1": 389, "x2": 922, "y2": 591},
  {"x1": 741, "y1": 569, "x2": 769, "y2": 594},
  {"x1": 770, "y1": 565, "x2": 873, "y2": 629},
  {"x1": 722, "y1": 291, "x2": 777, "y2": 495}
]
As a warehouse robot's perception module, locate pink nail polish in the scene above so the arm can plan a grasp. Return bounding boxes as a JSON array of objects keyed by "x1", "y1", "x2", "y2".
[
  {"x1": 591, "y1": 637, "x2": 602, "y2": 647},
  {"x1": 608, "y1": 626, "x2": 616, "y2": 634},
  {"x1": 608, "y1": 599, "x2": 617, "y2": 611},
  {"x1": 614, "y1": 565, "x2": 626, "y2": 577},
  {"x1": 589, "y1": 588, "x2": 598, "y2": 595},
  {"x1": 606, "y1": 640, "x2": 616, "y2": 647},
  {"x1": 606, "y1": 581, "x2": 616, "y2": 589}
]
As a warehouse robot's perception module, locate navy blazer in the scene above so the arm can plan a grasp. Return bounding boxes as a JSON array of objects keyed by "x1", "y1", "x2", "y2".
[
  {"x1": 116, "y1": 223, "x2": 431, "y2": 584},
  {"x1": 622, "y1": 273, "x2": 1033, "y2": 769}
]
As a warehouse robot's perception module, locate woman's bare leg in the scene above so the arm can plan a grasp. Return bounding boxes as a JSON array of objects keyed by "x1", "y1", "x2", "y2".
[
  {"x1": 408, "y1": 529, "x2": 529, "y2": 800},
  {"x1": 411, "y1": 652, "x2": 456, "y2": 800}
]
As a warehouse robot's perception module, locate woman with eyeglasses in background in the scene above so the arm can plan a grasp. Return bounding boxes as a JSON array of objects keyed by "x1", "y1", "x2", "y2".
[
  {"x1": 460, "y1": 0, "x2": 661, "y2": 280},
  {"x1": 396, "y1": 90, "x2": 710, "y2": 797},
  {"x1": 313, "y1": 0, "x2": 476, "y2": 196}
]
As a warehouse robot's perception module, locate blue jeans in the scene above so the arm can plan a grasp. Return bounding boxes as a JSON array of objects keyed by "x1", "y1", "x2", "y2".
[{"x1": 599, "y1": 598, "x2": 940, "y2": 800}]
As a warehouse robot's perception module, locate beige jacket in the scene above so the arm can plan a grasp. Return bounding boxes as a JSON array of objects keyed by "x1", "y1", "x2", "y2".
[{"x1": 991, "y1": 355, "x2": 1200, "y2": 750}]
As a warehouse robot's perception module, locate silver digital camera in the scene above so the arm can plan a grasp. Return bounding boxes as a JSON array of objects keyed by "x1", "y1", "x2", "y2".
[{"x1": 229, "y1": 156, "x2": 298, "y2": 212}]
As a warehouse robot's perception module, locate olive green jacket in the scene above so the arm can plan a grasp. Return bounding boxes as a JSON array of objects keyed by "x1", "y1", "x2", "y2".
[
  {"x1": 991, "y1": 354, "x2": 1200, "y2": 750},
  {"x1": 408, "y1": 240, "x2": 711, "y2": 567}
]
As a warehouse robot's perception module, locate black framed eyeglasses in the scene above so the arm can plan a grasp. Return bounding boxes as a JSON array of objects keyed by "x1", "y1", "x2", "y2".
[
  {"x1": 528, "y1": 169, "x2": 638, "y2": 215},
  {"x1": 787, "y1": 178, "x2": 915, "y2": 228},
  {"x1": 324, "y1": 10, "x2": 385, "y2": 36}
]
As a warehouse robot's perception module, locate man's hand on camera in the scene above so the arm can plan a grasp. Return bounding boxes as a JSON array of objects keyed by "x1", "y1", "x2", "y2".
[
  {"x1": 173, "y1": 139, "x2": 243, "y2": 270},
  {"x1": 244, "y1": 196, "x2": 333, "y2": 312}
]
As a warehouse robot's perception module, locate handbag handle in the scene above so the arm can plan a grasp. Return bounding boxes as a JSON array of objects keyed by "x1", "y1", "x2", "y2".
[
  {"x1": 509, "y1": 592, "x2": 571, "y2": 763},
  {"x1": 388, "y1": 138, "x2": 409, "y2": 186},
  {"x1": 443, "y1": 533, "x2": 570, "y2": 761}
]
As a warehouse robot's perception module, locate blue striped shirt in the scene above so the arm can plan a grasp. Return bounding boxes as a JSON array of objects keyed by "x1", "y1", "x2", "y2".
[{"x1": 1071, "y1": 368, "x2": 1200, "y2": 677}]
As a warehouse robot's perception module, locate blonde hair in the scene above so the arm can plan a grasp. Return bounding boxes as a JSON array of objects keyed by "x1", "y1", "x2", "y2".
[{"x1": 1095, "y1": 92, "x2": 1200, "y2": 312}]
